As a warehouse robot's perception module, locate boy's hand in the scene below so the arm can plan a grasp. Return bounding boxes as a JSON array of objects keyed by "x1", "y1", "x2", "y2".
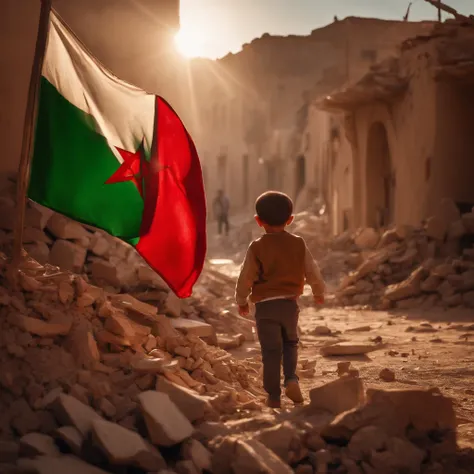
[
  {"x1": 238, "y1": 303, "x2": 250, "y2": 317},
  {"x1": 314, "y1": 295, "x2": 324, "y2": 305}
]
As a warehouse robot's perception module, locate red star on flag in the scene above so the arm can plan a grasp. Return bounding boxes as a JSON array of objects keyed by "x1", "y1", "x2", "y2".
[{"x1": 105, "y1": 141, "x2": 149, "y2": 197}]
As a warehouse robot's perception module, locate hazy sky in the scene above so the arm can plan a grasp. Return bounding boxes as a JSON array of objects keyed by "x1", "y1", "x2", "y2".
[{"x1": 177, "y1": 0, "x2": 473, "y2": 58}]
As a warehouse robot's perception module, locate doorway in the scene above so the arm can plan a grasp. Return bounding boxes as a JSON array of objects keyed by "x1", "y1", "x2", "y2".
[{"x1": 366, "y1": 122, "x2": 393, "y2": 228}]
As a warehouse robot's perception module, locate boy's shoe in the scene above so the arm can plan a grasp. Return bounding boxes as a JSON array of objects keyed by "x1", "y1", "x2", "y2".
[
  {"x1": 285, "y1": 380, "x2": 304, "y2": 404},
  {"x1": 266, "y1": 398, "x2": 281, "y2": 409}
]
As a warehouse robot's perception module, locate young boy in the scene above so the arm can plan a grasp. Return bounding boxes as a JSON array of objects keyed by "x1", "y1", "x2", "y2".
[{"x1": 235, "y1": 191, "x2": 325, "y2": 408}]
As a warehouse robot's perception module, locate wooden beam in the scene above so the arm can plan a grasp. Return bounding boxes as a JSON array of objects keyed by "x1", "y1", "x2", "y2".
[
  {"x1": 423, "y1": 0, "x2": 472, "y2": 23},
  {"x1": 10, "y1": 0, "x2": 52, "y2": 274}
]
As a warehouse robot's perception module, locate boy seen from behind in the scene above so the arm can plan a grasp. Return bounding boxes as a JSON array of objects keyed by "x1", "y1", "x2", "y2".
[{"x1": 235, "y1": 191, "x2": 325, "y2": 408}]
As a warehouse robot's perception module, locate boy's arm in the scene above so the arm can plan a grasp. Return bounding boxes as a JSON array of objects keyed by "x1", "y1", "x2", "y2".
[
  {"x1": 304, "y1": 243, "x2": 325, "y2": 299},
  {"x1": 235, "y1": 244, "x2": 259, "y2": 307}
]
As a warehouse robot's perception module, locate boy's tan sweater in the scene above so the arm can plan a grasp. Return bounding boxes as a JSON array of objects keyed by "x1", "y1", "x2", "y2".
[{"x1": 235, "y1": 231, "x2": 325, "y2": 306}]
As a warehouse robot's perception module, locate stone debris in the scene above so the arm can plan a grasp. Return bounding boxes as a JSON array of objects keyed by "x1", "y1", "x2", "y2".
[
  {"x1": 320, "y1": 342, "x2": 383, "y2": 357},
  {"x1": 0, "y1": 177, "x2": 469, "y2": 473},
  {"x1": 309, "y1": 375, "x2": 365, "y2": 415},
  {"x1": 19, "y1": 432, "x2": 60, "y2": 457},
  {"x1": 138, "y1": 391, "x2": 194, "y2": 446},
  {"x1": 156, "y1": 376, "x2": 215, "y2": 422},
  {"x1": 17, "y1": 455, "x2": 110, "y2": 474},
  {"x1": 282, "y1": 198, "x2": 474, "y2": 310},
  {"x1": 379, "y1": 367, "x2": 396, "y2": 382},
  {"x1": 91, "y1": 418, "x2": 166, "y2": 470}
]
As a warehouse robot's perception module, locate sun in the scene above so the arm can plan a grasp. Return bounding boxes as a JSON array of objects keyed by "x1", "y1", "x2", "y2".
[{"x1": 174, "y1": 28, "x2": 206, "y2": 58}]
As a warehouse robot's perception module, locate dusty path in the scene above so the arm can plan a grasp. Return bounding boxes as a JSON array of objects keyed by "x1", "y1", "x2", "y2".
[{"x1": 205, "y1": 231, "x2": 474, "y2": 450}]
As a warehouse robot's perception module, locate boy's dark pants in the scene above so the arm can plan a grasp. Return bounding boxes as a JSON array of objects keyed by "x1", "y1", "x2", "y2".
[{"x1": 255, "y1": 299, "x2": 299, "y2": 401}]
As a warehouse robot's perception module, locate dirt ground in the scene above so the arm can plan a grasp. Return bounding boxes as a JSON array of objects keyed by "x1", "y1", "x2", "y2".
[{"x1": 205, "y1": 224, "x2": 474, "y2": 452}]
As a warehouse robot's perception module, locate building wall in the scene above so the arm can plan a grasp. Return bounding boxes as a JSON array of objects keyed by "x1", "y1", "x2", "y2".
[
  {"x1": 330, "y1": 36, "x2": 474, "y2": 230},
  {"x1": 300, "y1": 20, "x2": 434, "y2": 233},
  {"x1": 0, "y1": 0, "x2": 180, "y2": 176},
  {"x1": 194, "y1": 18, "x2": 434, "y2": 217}
]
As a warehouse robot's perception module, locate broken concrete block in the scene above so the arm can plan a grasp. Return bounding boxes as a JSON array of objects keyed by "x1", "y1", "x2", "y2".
[
  {"x1": 144, "y1": 334, "x2": 157, "y2": 352},
  {"x1": 322, "y1": 388, "x2": 456, "y2": 441},
  {"x1": 138, "y1": 391, "x2": 194, "y2": 446},
  {"x1": 104, "y1": 311, "x2": 137, "y2": 340},
  {"x1": 24, "y1": 242, "x2": 50, "y2": 265},
  {"x1": 309, "y1": 375, "x2": 365, "y2": 415},
  {"x1": 47, "y1": 213, "x2": 90, "y2": 240},
  {"x1": 49, "y1": 240, "x2": 87, "y2": 272},
  {"x1": 182, "y1": 439, "x2": 212, "y2": 472},
  {"x1": 52, "y1": 394, "x2": 102, "y2": 437},
  {"x1": 425, "y1": 216, "x2": 446, "y2": 241},
  {"x1": 54, "y1": 426, "x2": 83, "y2": 455},
  {"x1": 66, "y1": 321, "x2": 100, "y2": 369},
  {"x1": 320, "y1": 342, "x2": 381, "y2": 357},
  {"x1": 163, "y1": 291, "x2": 182, "y2": 318},
  {"x1": 233, "y1": 438, "x2": 293, "y2": 474},
  {"x1": 156, "y1": 376, "x2": 213, "y2": 423},
  {"x1": 89, "y1": 233, "x2": 110, "y2": 257},
  {"x1": 217, "y1": 334, "x2": 245, "y2": 350},
  {"x1": 378, "y1": 229, "x2": 399, "y2": 248},
  {"x1": 256, "y1": 421, "x2": 300, "y2": 463},
  {"x1": 384, "y1": 267, "x2": 425, "y2": 301},
  {"x1": 420, "y1": 275, "x2": 442, "y2": 292},
  {"x1": 17, "y1": 455, "x2": 110, "y2": 474},
  {"x1": 110, "y1": 294, "x2": 159, "y2": 322},
  {"x1": 19, "y1": 433, "x2": 60, "y2": 458},
  {"x1": 137, "y1": 265, "x2": 168, "y2": 290},
  {"x1": 23, "y1": 226, "x2": 52, "y2": 244},
  {"x1": 91, "y1": 418, "x2": 166, "y2": 471},
  {"x1": 354, "y1": 228, "x2": 379, "y2": 250},
  {"x1": 348, "y1": 425, "x2": 389, "y2": 460},
  {"x1": 171, "y1": 318, "x2": 215, "y2": 339},
  {"x1": 95, "y1": 329, "x2": 132, "y2": 347},
  {"x1": 132, "y1": 357, "x2": 166, "y2": 374},
  {"x1": 370, "y1": 436, "x2": 425, "y2": 473},
  {"x1": 24, "y1": 202, "x2": 54, "y2": 230},
  {"x1": 90, "y1": 260, "x2": 136, "y2": 288},
  {"x1": 8, "y1": 313, "x2": 73, "y2": 337}
]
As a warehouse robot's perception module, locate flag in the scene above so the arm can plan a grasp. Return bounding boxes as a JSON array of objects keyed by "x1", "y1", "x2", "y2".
[{"x1": 28, "y1": 10, "x2": 207, "y2": 298}]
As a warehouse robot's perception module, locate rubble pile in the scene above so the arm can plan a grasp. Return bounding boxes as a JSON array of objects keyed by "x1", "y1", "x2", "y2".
[
  {"x1": 0, "y1": 174, "x2": 254, "y2": 348},
  {"x1": 210, "y1": 380, "x2": 460, "y2": 474},
  {"x1": 0, "y1": 290, "x2": 463, "y2": 474},
  {"x1": 294, "y1": 198, "x2": 474, "y2": 310},
  {"x1": 0, "y1": 247, "x2": 269, "y2": 470}
]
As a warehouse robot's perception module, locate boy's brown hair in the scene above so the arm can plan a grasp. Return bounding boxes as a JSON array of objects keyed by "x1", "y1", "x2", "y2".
[{"x1": 255, "y1": 191, "x2": 293, "y2": 226}]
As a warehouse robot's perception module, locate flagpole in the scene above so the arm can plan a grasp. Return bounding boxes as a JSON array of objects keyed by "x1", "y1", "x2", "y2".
[{"x1": 10, "y1": 0, "x2": 52, "y2": 272}]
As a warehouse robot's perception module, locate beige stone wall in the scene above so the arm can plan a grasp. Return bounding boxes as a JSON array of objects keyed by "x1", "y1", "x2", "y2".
[
  {"x1": 0, "y1": 0, "x2": 180, "y2": 176},
  {"x1": 334, "y1": 36, "x2": 474, "y2": 230},
  {"x1": 341, "y1": 42, "x2": 437, "y2": 228},
  {"x1": 300, "y1": 20, "x2": 434, "y2": 234}
]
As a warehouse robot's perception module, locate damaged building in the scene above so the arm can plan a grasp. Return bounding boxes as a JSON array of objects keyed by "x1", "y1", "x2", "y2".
[
  {"x1": 192, "y1": 17, "x2": 433, "y2": 215},
  {"x1": 312, "y1": 19, "x2": 474, "y2": 234}
]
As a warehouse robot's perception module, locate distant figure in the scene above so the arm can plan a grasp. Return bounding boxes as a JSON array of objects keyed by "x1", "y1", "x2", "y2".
[
  {"x1": 334, "y1": 15, "x2": 339, "y2": 22},
  {"x1": 213, "y1": 189, "x2": 230, "y2": 236}
]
